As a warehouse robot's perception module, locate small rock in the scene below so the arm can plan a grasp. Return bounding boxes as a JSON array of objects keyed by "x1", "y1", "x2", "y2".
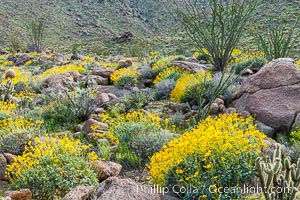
[
  {"x1": 43, "y1": 71, "x2": 82, "y2": 89},
  {"x1": 240, "y1": 111, "x2": 251, "y2": 118},
  {"x1": 63, "y1": 186, "x2": 96, "y2": 200},
  {"x1": 91, "y1": 69, "x2": 114, "y2": 79},
  {"x1": 70, "y1": 54, "x2": 84, "y2": 60},
  {"x1": 73, "y1": 132, "x2": 81, "y2": 138},
  {"x1": 219, "y1": 104, "x2": 226, "y2": 113},
  {"x1": 168, "y1": 103, "x2": 190, "y2": 114},
  {"x1": 96, "y1": 177, "x2": 161, "y2": 200},
  {"x1": 215, "y1": 98, "x2": 224, "y2": 105},
  {"x1": 171, "y1": 61, "x2": 207, "y2": 73},
  {"x1": 107, "y1": 93, "x2": 119, "y2": 101},
  {"x1": 4, "y1": 189, "x2": 32, "y2": 200},
  {"x1": 225, "y1": 107, "x2": 237, "y2": 114},
  {"x1": 94, "y1": 108, "x2": 106, "y2": 114},
  {"x1": 83, "y1": 119, "x2": 109, "y2": 135},
  {"x1": 292, "y1": 113, "x2": 300, "y2": 130},
  {"x1": 113, "y1": 32, "x2": 133, "y2": 43},
  {"x1": 256, "y1": 120, "x2": 275, "y2": 138},
  {"x1": 263, "y1": 137, "x2": 290, "y2": 159},
  {"x1": 75, "y1": 124, "x2": 83, "y2": 132},
  {"x1": 191, "y1": 105, "x2": 199, "y2": 110},
  {"x1": 91, "y1": 161, "x2": 122, "y2": 181},
  {"x1": 219, "y1": 95, "x2": 225, "y2": 100},
  {"x1": 242, "y1": 68, "x2": 254, "y2": 76},
  {"x1": 90, "y1": 114, "x2": 103, "y2": 122},
  {"x1": 0, "y1": 154, "x2": 7, "y2": 180},
  {"x1": 3, "y1": 153, "x2": 16, "y2": 165},
  {"x1": 52, "y1": 54, "x2": 64, "y2": 63},
  {"x1": 84, "y1": 75, "x2": 108, "y2": 85},
  {"x1": 118, "y1": 58, "x2": 133, "y2": 68},
  {"x1": 15, "y1": 54, "x2": 34, "y2": 66},
  {"x1": 0, "y1": 180, "x2": 9, "y2": 191},
  {"x1": 187, "y1": 57, "x2": 199, "y2": 63},
  {"x1": 94, "y1": 93, "x2": 110, "y2": 106},
  {"x1": 96, "y1": 86, "x2": 131, "y2": 98},
  {"x1": 209, "y1": 103, "x2": 219, "y2": 114},
  {"x1": 199, "y1": 60, "x2": 207, "y2": 64}
]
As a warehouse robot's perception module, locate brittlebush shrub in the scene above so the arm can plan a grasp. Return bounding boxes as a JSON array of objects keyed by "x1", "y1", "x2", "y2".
[
  {"x1": 148, "y1": 114, "x2": 266, "y2": 199},
  {"x1": 0, "y1": 116, "x2": 43, "y2": 154},
  {"x1": 6, "y1": 136, "x2": 99, "y2": 200},
  {"x1": 170, "y1": 71, "x2": 213, "y2": 103},
  {"x1": 110, "y1": 67, "x2": 140, "y2": 89},
  {"x1": 153, "y1": 66, "x2": 190, "y2": 85},
  {"x1": 105, "y1": 111, "x2": 174, "y2": 167}
]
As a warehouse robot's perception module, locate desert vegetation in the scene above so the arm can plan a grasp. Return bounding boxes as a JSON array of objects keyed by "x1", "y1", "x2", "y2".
[{"x1": 0, "y1": 0, "x2": 300, "y2": 200}]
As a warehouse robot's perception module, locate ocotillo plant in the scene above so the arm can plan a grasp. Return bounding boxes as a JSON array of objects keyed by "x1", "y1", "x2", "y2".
[{"x1": 256, "y1": 145, "x2": 300, "y2": 200}]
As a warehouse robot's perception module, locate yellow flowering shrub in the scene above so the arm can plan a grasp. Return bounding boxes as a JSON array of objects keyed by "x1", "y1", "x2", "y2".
[
  {"x1": 170, "y1": 71, "x2": 212, "y2": 103},
  {"x1": 110, "y1": 67, "x2": 138, "y2": 82},
  {"x1": 229, "y1": 49, "x2": 265, "y2": 65},
  {"x1": 148, "y1": 114, "x2": 266, "y2": 198},
  {"x1": 14, "y1": 90, "x2": 37, "y2": 100},
  {"x1": 2, "y1": 67, "x2": 32, "y2": 85},
  {"x1": 0, "y1": 60, "x2": 14, "y2": 67},
  {"x1": 6, "y1": 136, "x2": 99, "y2": 199},
  {"x1": 192, "y1": 48, "x2": 210, "y2": 58},
  {"x1": 98, "y1": 61, "x2": 119, "y2": 69},
  {"x1": 153, "y1": 66, "x2": 190, "y2": 84},
  {"x1": 107, "y1": 110, "x2": 163, "y2": 128},
  {"x1": 296, "y1": 58, "x2": 300, "y2": 70},
  {"x1": 0, "y1": 101, "x2": 17, "y2": 115},
  {"x1": 151, "y1": 59, "x2": 170, "y2": 73},
  {"x1": 38, "y1": 63, "x2": 85, "y2": 81},
  {"x1": 291, "y1": 129, "x2": 300, "y2": 142},
  {"x1": 0, "y1": 116, "x2": 43, "y2": 154},
  {"x1": 0, "y1": 116, "x2": 42, "y2": 133},
  {"x1": 102, "y1": 110, "x2": 174, "y2": 165},
  {"x1": 110, "y1": 67, "x2": 140, "y2": 88}
]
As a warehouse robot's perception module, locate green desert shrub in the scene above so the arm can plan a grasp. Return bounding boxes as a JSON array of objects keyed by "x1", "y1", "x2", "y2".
[
  {"x1": 154, "y1": 79, "x2": 176, "y2": 100},
  {"x1": 6, "y1": 136, "x2": 99, "y2": 200},
  {"x1": 116, "y1": 145, "x2": 142, "y2": 169},
  {"x1": 111, "y1": 121, "x2": 174, "y2": 163},
  {"x1": 122, "y1": 89, "x2": 153, "y2": 111},
  {"x1": 0, "y1": 117, "x2": 44, "y2": 155},
  {"x1": 231, "y1": 57, "x2": 266, "y2": 75},
  {"x1": 115, "y1": 76, "x2": 138, "y2": 89}
]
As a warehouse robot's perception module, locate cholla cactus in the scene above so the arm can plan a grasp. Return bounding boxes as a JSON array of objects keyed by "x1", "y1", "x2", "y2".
[
  {"x1": 0, "y1": 197, "x2": 12, "y2": 200},
  {"x1": 256, "y1": 145, "x2": 300, "y2": 200},
  {"x1": 0, "y1": 79, "x2": 15, "y2": 102}
]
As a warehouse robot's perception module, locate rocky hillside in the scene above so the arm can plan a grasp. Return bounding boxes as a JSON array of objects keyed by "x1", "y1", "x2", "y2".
[
  {"x1": 0, "y1": 0, "x2": 180, "y2": 46},
  {"x1": 0, "y1": 0, "x2": 299, "y2": 52}
]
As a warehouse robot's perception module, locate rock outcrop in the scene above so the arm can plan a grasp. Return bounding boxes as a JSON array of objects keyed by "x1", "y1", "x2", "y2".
[
  {"x1": 43, "y1": 71, "x2": 82, "y2": 89},
  {"x1": 3, "y1": 189, "x2": 32, "y2": 200},
  {"x1": 95, "y1": 177, "x2": 179, "y2": 200},
  {"x1": 90, "y1": 161, "x2": 122, "y2": 181},
  {"x1": 63, "y1": 186, "x2": 96, "y2": 200},
  {"x1": 232, "y1": 58, "x2": 300, "y2": 132}
]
